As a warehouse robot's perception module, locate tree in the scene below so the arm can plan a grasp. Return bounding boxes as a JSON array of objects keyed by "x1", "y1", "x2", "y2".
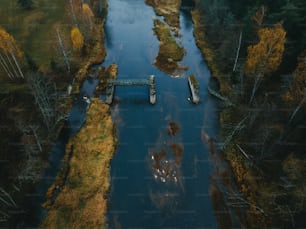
[
  {"x1": 0, "y1": 27, "x2": 24, "y2": 79},
  {"x1": 69, "y1": 0, "x2": 81, "y2": 26},
  {"x1": 82, "y1": 3, "x2": 94, "y2": 31},
  {"x1": 56, "y1": 28, "x2": 70, "y2": 73},
  {"x1": 17, "y1": 0, "x2": 33, "y2": 10},
  {"x1": 252, "y1": 5, "x2": 266, "y2": 26},
  {"x1": 70, "y1": 27, "x2": 84, "y2": 51},
  {"x1": 28, "y1": 73, "x2": 58, "y2": 130},
  {"x1": 283, "y1": 49, "x2": 306, "y2": 104},
  {"x1": 244, "y1": 22, "x2": 286, "y2": 104},
  {"x1": 283, "y1": 49, "x2": 306, "y2": 123}
]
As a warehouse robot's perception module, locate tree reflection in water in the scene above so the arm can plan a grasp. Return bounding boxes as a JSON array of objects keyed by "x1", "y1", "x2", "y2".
[{"x1": 202, "y1": 127, "x2": 248, "y2": 228}]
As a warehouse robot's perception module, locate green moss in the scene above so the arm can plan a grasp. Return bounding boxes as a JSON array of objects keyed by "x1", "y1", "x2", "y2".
[{"x1": 153, "y1": 19, "x2": 185, "y2": 75}]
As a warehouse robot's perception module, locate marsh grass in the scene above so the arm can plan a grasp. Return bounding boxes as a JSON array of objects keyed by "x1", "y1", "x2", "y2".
[
  {"x1": 41, "y1": 98, "x2": 116, "y2": 228},
  {"x1": 153, "y1": 19, "x2": 185, "y2": 75},
  {"x1": 145, "y1": 0, "x2": 181, "y2": 30}
]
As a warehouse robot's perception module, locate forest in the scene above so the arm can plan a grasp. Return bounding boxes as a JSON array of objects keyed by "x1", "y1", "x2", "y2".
[
  {"x1": 0, "y1": 0, "x2": 108, "y2": 226},
  {"x1": 193, "y1": 0, "x2": 306, "y2": 228},
  {"x1": 0, "y1": 0, "x2": 305, "y2": 228}
]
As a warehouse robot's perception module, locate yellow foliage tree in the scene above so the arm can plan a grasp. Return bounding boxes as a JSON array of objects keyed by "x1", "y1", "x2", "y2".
[
  {"x1": 82, "y1": 3, "x2": 94, "y2": 31},
  {"x1": 245, "y1": 23, "x2": 286, "y2": 103},
  {"x1": 70, "y1": 27, "x2": 84, "y2": 51},
  {"x1": 82, "y1": 3, "x2": 94, "y2": 17},
  {"x1": 0, "y1": 27, "x2": 24, "y2": 79}
]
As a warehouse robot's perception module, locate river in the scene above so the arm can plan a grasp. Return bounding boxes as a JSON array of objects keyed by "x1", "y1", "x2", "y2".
[
  {"x1": 103, "y1": 0, "x2": 220, "y2": 228},
  {"x1": 21, "y1": 0, "x2": 234, "y2": 228}
]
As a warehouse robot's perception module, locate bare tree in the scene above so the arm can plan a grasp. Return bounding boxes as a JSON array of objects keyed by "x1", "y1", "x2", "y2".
[
  {"x1": 27, "y1": 73, "x2": 58, "y2": 130},
  {"x1": 0, "y1": 28, "x2": 25, "y2": 79},
  {"x1": 56, "y1": 28, "x2": 71, "y2": 73}
]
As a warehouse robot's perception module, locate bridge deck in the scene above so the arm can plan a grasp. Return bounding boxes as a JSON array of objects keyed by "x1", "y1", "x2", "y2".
[
  {"x1": 109, "y1": 79, "x2": 151, "y2": 86},
  {"x1": 106, "y1": 75, "x2": 156, "y2": 104}
]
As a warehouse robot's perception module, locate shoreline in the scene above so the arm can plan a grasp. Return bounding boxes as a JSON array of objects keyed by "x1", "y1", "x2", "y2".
[{"x1": 40, "y1": 99, "x2": 117, "y2": 228}]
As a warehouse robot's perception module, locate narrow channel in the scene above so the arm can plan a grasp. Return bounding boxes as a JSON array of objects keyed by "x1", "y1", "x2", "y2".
[{"x1": 103, "y1": 0, "x2": 220, "y2": 227}]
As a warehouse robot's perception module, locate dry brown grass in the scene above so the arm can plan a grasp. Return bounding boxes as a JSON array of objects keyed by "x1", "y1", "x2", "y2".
[
  {"x1": 41, "y1": 98, "x2": 116, "y2": 229},
  {"x1": 153, "y1": 19, "x2": 185, "y2": 75},
  {"x1": 146, "y1": 0, "x2": 181, "y2": 31}
]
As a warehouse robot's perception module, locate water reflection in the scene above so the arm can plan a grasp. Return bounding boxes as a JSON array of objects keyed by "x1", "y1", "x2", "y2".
[
  {"x1": 149, "y1": 191, "x2": 179, "y2": 217},
  {"x1": 202, "y1": 127, "x2": 247, "y2": 228}
]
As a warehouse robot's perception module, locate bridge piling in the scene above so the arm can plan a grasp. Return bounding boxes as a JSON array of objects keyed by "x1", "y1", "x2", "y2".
[{"x1": 105, "y1": 75, "x2": 156, "y2": 104}]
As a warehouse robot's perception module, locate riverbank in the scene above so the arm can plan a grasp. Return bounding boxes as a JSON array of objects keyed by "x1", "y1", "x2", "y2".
[
  {"x1": 145, "y1": 0, "x2": 181, "y2": 35},
  {"x1": 40, "y1": 99, "x2": 116, "y2": 228},
  {"x1": 0, "y1": 0, "x2": 110, "y2": 227},
  {"x1": 190, "y1": 7, "x2": 259, "y2": 228},
  {"x1": 191, "y1": 5, "x2": 306, "y2": 229},
  {"x1": 191, "y1": 9, "x2": 229, "y2": 95}
]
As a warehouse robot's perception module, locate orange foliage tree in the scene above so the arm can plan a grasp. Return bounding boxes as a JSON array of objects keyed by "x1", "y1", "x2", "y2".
[
  {"x1": 245, "y1": 23, "x2": 286, "y2": 104},
  {"x1": 0, "y1": 27, "x2": 24, "y2": 79},
  {"x1": 82, "y1": 3, "x2": 94, "y2": 29},
  {"x1": 70, "y1": 27, "x2": 84, "y2": 51},
  {"x1": 252, "y1": 5, "x2": 267, "y2": 26},
  {"x1": 283, "y1": 50, "x2": 306, "y2": 122},
  {"x1": 283, "y1": 49, "x2": 306, "y2": 104}
]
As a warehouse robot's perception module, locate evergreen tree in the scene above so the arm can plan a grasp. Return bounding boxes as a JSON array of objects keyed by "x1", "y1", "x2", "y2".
[{"x1": 17, "y1": 0, "x2": 33, "y2": 10}]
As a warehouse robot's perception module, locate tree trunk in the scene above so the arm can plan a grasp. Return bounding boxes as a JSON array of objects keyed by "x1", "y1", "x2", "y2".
[
  {"x1": 0, "y1": 53, "x2": 14, "y2": 79},
  {"x1": 10, "y1": 50, "x2": 24, "y2": 78},
  {"x1": 56, "y1": 29, "x2": 70, "y2": 73},
  {"x1": 289, "y1": 96, "x2": 306, "y2": 124},
  {"x1": 233, "y1": 30, "x2": 242, "y2": 72},
  {"x1": 249, "y1": 73, "x2": 262, "y2": 105}
]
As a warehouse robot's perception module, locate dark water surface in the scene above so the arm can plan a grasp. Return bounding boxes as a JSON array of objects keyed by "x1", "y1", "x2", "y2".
[{"x1": 103, "y1": 0, "x2": 220, "y2": 228}]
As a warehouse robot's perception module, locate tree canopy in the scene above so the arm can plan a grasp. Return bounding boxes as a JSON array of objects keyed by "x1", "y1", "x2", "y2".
[
  {"x1": 245, "y1": 23, "x2": 286, "y2": 76},
  {"x1": 70, "y1": 27, "x2": 84, "y2": 51}
]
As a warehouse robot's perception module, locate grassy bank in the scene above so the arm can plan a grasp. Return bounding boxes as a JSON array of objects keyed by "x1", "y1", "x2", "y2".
[
  {"x1": 145, "y1": 0, "x2": 181, "y2": 34},
  {"x1": 153, "y1": 19, "x2": 185, "y2": 75},
  {"x1": 40, "y1": 99, "x2": 116, "y2": 228},
  {"x1": 191, "y1": 6, "x2": 306, "y2": 228},
  {"x1": 0, "y1": 0, "x2": 108, "y2": 226},
  {"x1": 191, "y1": 9, "x2": 230, "y2": 95}
]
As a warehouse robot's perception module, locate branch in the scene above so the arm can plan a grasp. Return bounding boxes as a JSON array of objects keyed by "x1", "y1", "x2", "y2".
[{"x1": 233, "y1": 31, "x2": 243, "y2": 72}]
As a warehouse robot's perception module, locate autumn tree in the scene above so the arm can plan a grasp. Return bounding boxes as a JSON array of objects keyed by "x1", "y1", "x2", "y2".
[
  {"x1": 252, "y1": 5, "x2": 267, "y2": 26},
  {"x1": 69, "y1": 0, "x2": 82, "y2": 26},
  {"x1": 244, "y1": 22, "x2": 286, "y2": 104},
  {"x1": 82, "y1": 3, "x2": 94, "y2": 31},
  {"x1": 283, "y1": 50, "x2": 306, "y2": 123},
  {"x1": 70, "y1": 27, "x2": 84, "y2": 51},
  {"x1": 0, "y1": 27, "x2": 24, "y2": 79}
]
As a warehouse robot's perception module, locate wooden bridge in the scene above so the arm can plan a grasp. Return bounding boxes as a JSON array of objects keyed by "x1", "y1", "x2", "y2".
[{"x1": 105, "y1": 75, "x2": 156, "y2": 104}]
